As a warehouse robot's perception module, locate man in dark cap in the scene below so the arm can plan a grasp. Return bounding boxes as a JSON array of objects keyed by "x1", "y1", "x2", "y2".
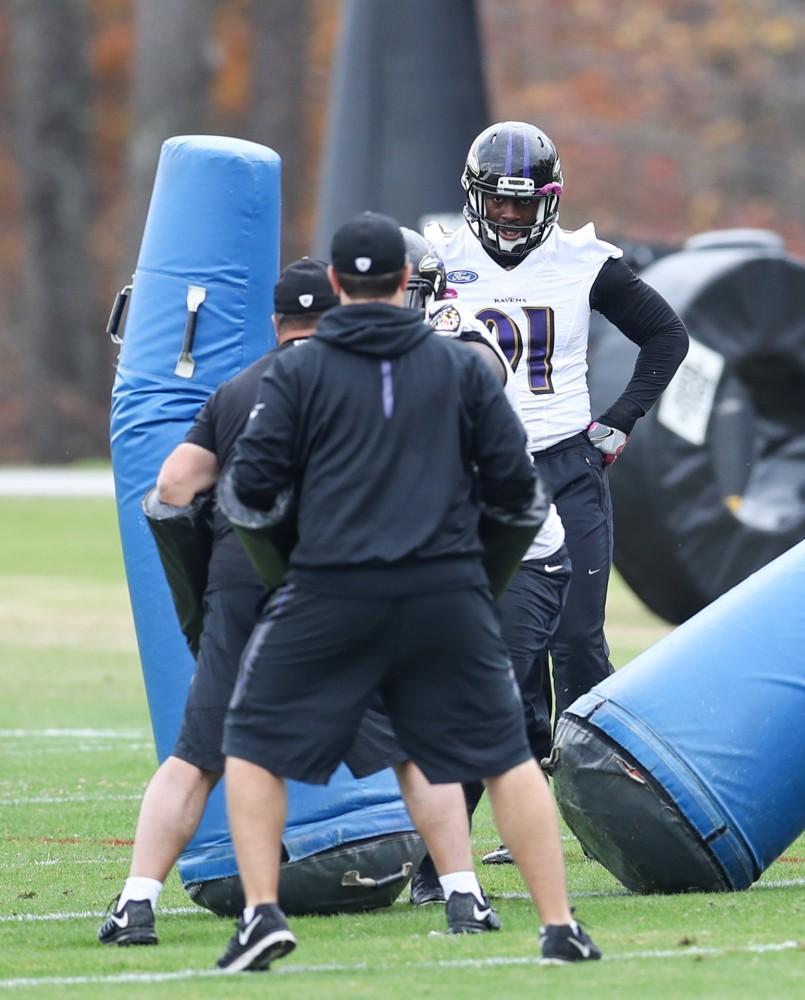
[
  {"x1": 100, "y1": 253, "x2": 506, "y2": 954},
  {"x1": 216, "y1": 212, "x2": 602, "y2": 971},
  {"x1": 98, "y1": 258, "x2": 341, "y2": 946}
]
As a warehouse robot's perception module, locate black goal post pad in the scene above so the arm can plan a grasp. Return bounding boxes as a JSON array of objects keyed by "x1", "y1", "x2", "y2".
[
  {"x1": 141, "y1": 487, "x2": 214, "y2": 657},
  {"x1": 479, "y1": 476, "x2": 551, "y2": 598},
  {"x1": 216, "y1": 467, "x2": 297, "y2": 591}
]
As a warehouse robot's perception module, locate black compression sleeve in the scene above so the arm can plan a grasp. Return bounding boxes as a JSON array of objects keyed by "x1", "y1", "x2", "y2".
[{"x1": 590, "y1": 257, "x2": 689, "y2": 434}]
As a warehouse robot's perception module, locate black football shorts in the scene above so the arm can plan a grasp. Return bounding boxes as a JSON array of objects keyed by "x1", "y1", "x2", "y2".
[
  {"x1": 222, "y1": 581, "x2": 531, "y2": 784},
  {"x1": 173, "y1": 586, "x2": 265, "y2": 773},
  {"x1": 174, "y1": 586, "x2": 406, "y2": 777}
]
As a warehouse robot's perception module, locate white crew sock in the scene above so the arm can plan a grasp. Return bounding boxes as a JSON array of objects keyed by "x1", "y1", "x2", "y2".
[
  {"x1": 438, "y1": 870, "x2": 484, "y2": 902},
  {"x1": 118, "y1": 876, "x2": 163, "y2": 910}
]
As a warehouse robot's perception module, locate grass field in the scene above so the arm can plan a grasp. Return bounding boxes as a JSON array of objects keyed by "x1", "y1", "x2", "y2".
[{"x1": 0, "y1": 497, "x2": 802, "y2": 998}]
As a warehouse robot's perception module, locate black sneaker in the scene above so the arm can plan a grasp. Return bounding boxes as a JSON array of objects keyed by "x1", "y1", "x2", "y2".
[
  {"x1": 409, "y1": 855, "x2": 445, "y2": 906},
  {"x1": 446, "y1": 891, "x2": 501, "y2": 934},
  {"x1": 481, "y1": 844, "x2": 514, "y2": 865},
  {"x1": 97, "y1": 897, "x2": 157, "y2": 946},
  {"x1": 216, "y1": 903, "x2": 296, "y2": 973},
  {"x1": 539, "y1": 921, "x2": 602, "y2": 964}
]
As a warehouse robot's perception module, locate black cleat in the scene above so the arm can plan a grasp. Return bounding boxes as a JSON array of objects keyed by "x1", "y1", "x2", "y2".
[
  {"x1": 539, "y1": 921, "x2": 602, "y2": 964},
  {"x1": 97, "y1": 897, "x2": 157, "y2": 946},
  {"x1": 216, "y1": 903, "x2": 296, "y2": 973},
  {"x1": 446, "y1": 890, "x2": 501, "y2": 934},
  {"x1": 409, "y1": 855, "x2": 445, "y2": 906},
  {"x1": 481, "y1": 843, "x2": 514, "y2": 865}
]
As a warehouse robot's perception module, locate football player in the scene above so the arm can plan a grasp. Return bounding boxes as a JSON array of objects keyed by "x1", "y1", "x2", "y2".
[
  {"x1": 425, "y1": 123, "x2": 689, "y2": 864},
  {"x1": 402, "y1": 228, "x2": 573, "y2": 885}
]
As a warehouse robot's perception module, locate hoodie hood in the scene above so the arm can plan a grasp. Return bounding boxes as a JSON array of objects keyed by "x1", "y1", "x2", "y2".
[{"x1": 315, "y1": 302, "x2": 432, "y2": 358}]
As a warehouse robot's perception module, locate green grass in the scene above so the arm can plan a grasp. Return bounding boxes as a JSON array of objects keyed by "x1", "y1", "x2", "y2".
[{"x1": 0, "y1": 497, "x2": 802, "y2": 998}]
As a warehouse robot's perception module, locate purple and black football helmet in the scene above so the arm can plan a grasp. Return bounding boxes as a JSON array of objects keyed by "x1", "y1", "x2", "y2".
[
  {"x1": 400, "y1": 227, "x2": 447, "y2": 310},
  {"x1": 461, "y1": 121, "x2": 563, "y2": 258}
]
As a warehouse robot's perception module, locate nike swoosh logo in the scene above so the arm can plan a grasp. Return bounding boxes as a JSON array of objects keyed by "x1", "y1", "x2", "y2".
[
  {"x1": 569, "y1": 936, "x2": 592, "y2": 958},
  {"x1": 473, "y1": 904, "x2": 492, "y2": 922},
  {"x1": 588, "y1": 568, "x2": 601, "y2": 575},
  {"x1": 109, "y1": 911, "x2": 129, "y2": 929},
  {"x1": 238, "y1": 915, "x2": 262, "y2": 946},
  {"x1": 544, "y1": 564, "x2": 563, "y2": 573}
]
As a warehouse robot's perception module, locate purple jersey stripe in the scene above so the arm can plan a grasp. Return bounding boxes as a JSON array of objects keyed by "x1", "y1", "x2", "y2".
[{"x1": 381, "y1": 360, "x2": 394, "y2": 418}]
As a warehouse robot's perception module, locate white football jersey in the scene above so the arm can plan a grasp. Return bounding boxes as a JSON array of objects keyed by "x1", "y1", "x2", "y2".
[
  {"x1": 425, "y1": 297, "x2": 565, "y2": 561},
  {"x1": 425, "y1": 298, "x2": 521, "y2": 415},
  {"x1": 425, "y1": 220, "x2": 622, "y2": 451}
]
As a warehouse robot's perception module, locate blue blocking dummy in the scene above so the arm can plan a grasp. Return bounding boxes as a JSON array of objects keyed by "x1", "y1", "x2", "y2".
[
  {"x1": 110, "y1": 135, "x2": 420, "y2": 917},
  {"x1": 552, "y1": 540, "x2": 805, "y2": 893}
]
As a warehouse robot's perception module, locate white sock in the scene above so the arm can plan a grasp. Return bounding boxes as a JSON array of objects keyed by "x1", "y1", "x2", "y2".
[
  {"x1": 119, "y1": 876, "x2": 163, "y2": 910},
  {"x1": 243, "y1": 905, "x2": 255, "y2": 923},
  {"x1": 438, "y1": 871, "x2": 483, "y2": 902}
]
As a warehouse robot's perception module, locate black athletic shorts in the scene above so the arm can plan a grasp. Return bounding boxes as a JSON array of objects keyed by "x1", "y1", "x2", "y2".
[
  {"x1": 174, "y1": 586, "x2": 406, "y2": 776},
  {"x1": 174, "y1": 586, "x2": 265, "y2": 773},
  {"x1": 222, "y1": 582, "x2": 532, "y2": 785}
]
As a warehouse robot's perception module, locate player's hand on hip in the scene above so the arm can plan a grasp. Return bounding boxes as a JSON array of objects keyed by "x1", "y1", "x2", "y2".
[{"x1": 586, "y1": 421, "x2": 629, "y2": 466}]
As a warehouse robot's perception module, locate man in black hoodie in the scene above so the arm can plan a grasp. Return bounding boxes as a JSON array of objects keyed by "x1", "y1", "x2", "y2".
[
  {"x1": 216, "y1": 213, "x2": 602, "y2": 972},
  {"x1": 100, "y1": 256, "x2": 500, "y2": 951},
  {"x1": 99, "y1": 258, "x2": 411, "y2": 945}
]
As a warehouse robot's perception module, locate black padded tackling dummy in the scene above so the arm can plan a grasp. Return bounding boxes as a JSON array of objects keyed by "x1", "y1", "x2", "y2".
[
  {"x1": 217, "y1": 464, "x2": 549, "y2": 600},
  {"x1": 587, "y1": 229, "x2": 805, "y2": 623},
  {"x1": 215, "y1": 468, "x2": 296, "y2": 590},
  {"x1": 141, "y1": 488, "x2": 213, "y2": 656},
  {"x1": 549, "y1": 715, "x2": 731, "y2": 893},
  {"x1": 188, "y1": 832, "x2": 425, "y2": 918}
]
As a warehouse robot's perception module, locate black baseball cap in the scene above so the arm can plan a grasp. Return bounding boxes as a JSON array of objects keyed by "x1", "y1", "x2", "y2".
[
  {"x1": 331, "y1": 211, "x2": 406, "y2": 276},
  {"x1": 273, "y1": 257, "x2": 338, "y2": 315}
]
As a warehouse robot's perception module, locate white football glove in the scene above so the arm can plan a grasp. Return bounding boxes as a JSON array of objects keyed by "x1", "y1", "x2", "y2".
[{"x1": 587, "y1": 421, "x2": 629, "y2": 466}]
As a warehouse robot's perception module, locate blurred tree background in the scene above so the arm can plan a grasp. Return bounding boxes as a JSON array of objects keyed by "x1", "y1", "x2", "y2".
[{"x1": 0, "y1": 0, "x2": 802, "y2": 462}]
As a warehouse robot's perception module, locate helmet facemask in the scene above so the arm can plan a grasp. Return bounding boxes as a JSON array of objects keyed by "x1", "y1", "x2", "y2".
[
  {"x1": 461, "y1": 121, "x2": 563, "y2": 259},
  {"x1": 400, "y1": 228, "x2": 447, "y2": 312},
  {"x1": 464, "y1": 180, "x2": 561, "y2": 258},
  {"x1": 404, "y1": 273, "x2": 440, "y2": 311}
]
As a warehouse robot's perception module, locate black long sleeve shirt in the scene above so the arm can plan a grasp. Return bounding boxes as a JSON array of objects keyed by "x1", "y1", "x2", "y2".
[{"x1": 591, "y1": 256, "x2": 689, "y2": 434}]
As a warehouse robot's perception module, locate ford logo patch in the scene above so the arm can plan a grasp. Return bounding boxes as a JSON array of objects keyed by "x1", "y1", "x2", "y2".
[{"x1": 447, "y1": 269, "x2": 479, "y2": 284}]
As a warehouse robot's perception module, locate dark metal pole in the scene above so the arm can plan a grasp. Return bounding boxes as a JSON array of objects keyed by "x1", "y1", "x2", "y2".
[{"x1": 315, "y1": 0, "x2": 489, "y2": 256}]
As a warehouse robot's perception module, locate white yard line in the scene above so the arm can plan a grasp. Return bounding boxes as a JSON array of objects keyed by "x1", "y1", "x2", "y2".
[
  {"x1": 0, "y1": 857, "x2": 130, "y2": 872},
  {"x1": 2, "y1": 745, "x2": 153, "y2": 757},
  {"x1": 0, "y1": 907, "x2": 203, "y2": 924},
  {"x1": 495, "y1": 876, "x2": 805, "y2": 901},
  {"x1": 0, "y1": 793, "x2": 142, "y2": 806},
  {"x1": 495, "y1": 889, "x2": 630, "y2": 900},
  {"x1": 0, "y1": 729, "x2": 148, "y2": 739},
  {"x1": 0, "y1": 941, "x2": 800, "y2": 988},
  {"x1": 0, "y1": 469, "x2": 115, "y2": 498},
  {"x1": 7, "y1": 880, "x2": 805, "y2": 924},
  {"x1": 0, "y1": 729, "x2": 153, "y2": 758}
]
